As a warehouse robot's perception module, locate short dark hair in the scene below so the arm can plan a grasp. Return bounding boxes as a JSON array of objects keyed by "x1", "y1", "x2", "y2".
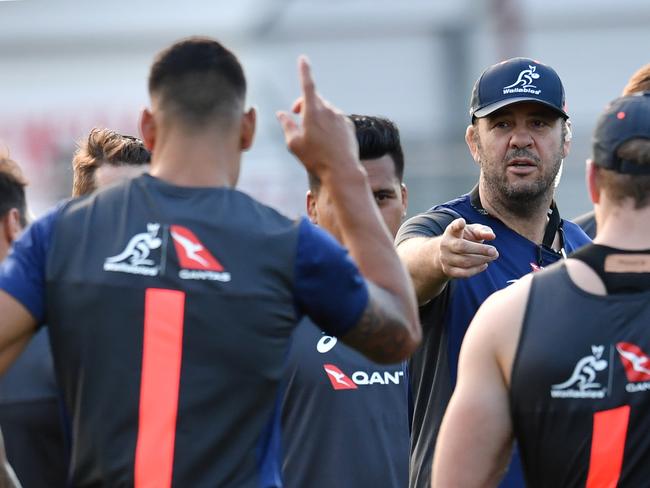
[
  {"x1": 308, "y1": 115, "x2": 404, "y2": 191},
  {"x1": 148, "y1": 37, "x2": 246, "y2": 126},
  {"x1": 0, "y1": 156, "x2": 28, "y2": 228},
  {"x1": 72, "y1": 128, "x2": 151, "y2": 197},
  {"x1": 597, "y1": 138, "x2": 650, "y2": 209}
]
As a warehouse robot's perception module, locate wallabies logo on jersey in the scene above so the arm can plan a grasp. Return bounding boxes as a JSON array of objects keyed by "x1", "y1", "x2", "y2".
[{"x1": 550, "y1": 345, "x2": 608, "y2": 399}]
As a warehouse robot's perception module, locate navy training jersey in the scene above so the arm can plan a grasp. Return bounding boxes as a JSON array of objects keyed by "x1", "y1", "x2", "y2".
[
  {"x1": 0, "y1": 174, "x2": 369, "y2": 488},
  {"x1": 0, "y1": 328, "x2": 68, "y2": 488},
  {"x1": 395, "y1": 188, "x2": 591, "y2": 488},
  {"x1": 280, "y1": 317, "x2": 409, "y2": 488},
  {"x1": 511, "y1": 259, "x2": 650, "y2": 487}
]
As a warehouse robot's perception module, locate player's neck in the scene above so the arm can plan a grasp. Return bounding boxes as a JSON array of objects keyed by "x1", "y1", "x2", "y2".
[
  {"x1": 149, "y1": 129, "x2": 241, "y2": 188},
  {"x1": 478, "y1": 180, "x2": 553, "y2": 245},
  {"x1": 594, "y1": 204, "x2": 650, "y2": 250}
]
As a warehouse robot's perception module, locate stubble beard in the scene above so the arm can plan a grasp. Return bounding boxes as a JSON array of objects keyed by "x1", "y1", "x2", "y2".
[{"x1": 480, "y1": 145, "x2": 563, "y2": 218}]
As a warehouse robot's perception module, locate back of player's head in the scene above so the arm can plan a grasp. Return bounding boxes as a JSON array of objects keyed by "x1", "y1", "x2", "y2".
[
  {"x1": 308, "y1": 115, "x2": 404, "y2": 192},
  {"x1": 72, "y1": 128, "x2": 151, "y2": 197},
  {"x1": 148, "y1": 37, "x2": 246, "y2": 128},
  {"x1": 622, "y1": 63, "x2": 650, "y2": 96},
  {"x1": 0, "y1": 155, "x2": 28, "y2": 228},
  {"x1": 592, "y1": 92, "x2": 650, "y2": 208}
]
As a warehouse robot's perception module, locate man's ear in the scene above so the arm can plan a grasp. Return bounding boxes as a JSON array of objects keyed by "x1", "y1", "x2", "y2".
[
  {"x1": 465, "y1": 124, "x2": 480, "y2": 165},
  {"x1": 2, "y1": 208, "x2": 22, "y2": 243},
  {"x1": 139, "y1": 108, "x2": 156, "y2": 152},
  {"x1": 562, "y1": 120, "x2": 572, "y2": 158},
  {"x1": 240, "y1": 107, "x2": 257, "y2": 152},
  {"x1": 400, "y1": 182, "x2": 409, "y2": 218},
  {"x1": 306, "y1": 190, "x2": 318, "y2": 224},
  {"x1": 586, "y1": 159, "x2": 600, "y2": 205}
]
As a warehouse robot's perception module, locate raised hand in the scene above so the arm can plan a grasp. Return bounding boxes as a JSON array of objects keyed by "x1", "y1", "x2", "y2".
[{"x1": 276, "y1": 56, "x2": 360, "y2": 183}]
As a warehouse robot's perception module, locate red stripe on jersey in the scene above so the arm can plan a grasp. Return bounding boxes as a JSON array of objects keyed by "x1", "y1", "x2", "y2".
[
  {"x1": 586, "y1": 405, "x2": 630, "y2": 488},
  {"x1": 135, "y1": 288, "x2": 185, "y2": 488}
]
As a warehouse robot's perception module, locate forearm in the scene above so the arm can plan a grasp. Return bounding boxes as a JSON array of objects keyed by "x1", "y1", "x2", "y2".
[
  {"x1": 397, "y1": 237, "x2": 449, "y2": 305},
  {"x1": 321, "y1": 165, "x2": 419, "y2": 341}
]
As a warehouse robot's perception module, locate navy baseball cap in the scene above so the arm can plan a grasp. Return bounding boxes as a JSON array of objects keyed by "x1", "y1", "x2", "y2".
[
  {"x1": 469, "y1": 57, "x2": 568, "y2": 120},
  {"x1": 592, "y1": 92, "x2": 650, "y2": 174}
]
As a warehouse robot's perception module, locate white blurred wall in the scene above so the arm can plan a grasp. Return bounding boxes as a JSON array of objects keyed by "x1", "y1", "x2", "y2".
[{"x1": 0, "y1": 0, "x2": 648, "y2": 218}]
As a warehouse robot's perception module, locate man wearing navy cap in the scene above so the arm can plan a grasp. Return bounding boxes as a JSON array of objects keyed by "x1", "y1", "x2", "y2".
[
  {"x1": 396, "y1": 57, "x2": 591, "y2": 488},
  {"x1": 433, "y1": 92, "x2": 650, "y2": 487}
]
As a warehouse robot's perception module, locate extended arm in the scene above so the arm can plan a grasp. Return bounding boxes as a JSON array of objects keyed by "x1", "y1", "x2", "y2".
[
  {"x1": 397, "y1": 218, "x2": 499, "y2": 305},
  {"x1": 278, "y1": 57, "x2": 420, "y2": 363}
]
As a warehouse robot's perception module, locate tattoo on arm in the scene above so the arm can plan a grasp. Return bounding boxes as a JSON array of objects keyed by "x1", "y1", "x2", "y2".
[{"x1": 341, "y1": 282, "x2": 409, "y2": 363}]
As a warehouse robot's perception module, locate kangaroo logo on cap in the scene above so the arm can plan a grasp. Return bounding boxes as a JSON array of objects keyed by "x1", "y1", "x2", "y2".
[{"x1": 504, "y1": 65, "x2": 540, "y2": 90}]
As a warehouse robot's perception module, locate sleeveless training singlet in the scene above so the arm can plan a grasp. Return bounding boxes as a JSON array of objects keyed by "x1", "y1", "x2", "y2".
[{"x1": 511, "y1": 259, "x2": 650, "y2": 487}]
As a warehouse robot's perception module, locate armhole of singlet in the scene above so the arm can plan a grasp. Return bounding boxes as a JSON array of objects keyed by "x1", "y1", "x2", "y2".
[{"x1": 508, "y1": 270, "x2": 543, "y2": 413}]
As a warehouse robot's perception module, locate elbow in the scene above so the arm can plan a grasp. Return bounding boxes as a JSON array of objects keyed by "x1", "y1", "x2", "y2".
[{"x1": 363, "y1": 317, "x2": 422, "y2": 364}]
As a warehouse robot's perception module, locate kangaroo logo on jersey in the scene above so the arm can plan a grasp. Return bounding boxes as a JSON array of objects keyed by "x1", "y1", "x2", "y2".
[
  {"x1": 323, "y1": 363, "x2": 404, "y2": 391},
  {"x1": 323, "y1": 364, "x2": 357, "y2": 390},
  {"x1": 551, "y1": 345, "x2": 608, "y2": 399},
  {"x1": 617, "y1": 342, "x2": 650, "y2": 392},
  {"x1": 103, "y1": 223, "x2": 162, "y2": 276},
  {"x1": 503, "y1": 65, "x2": 542, "y2": 95},
  {"x1": 170, "y1": 225, "x2": 231, "y2": 282}
]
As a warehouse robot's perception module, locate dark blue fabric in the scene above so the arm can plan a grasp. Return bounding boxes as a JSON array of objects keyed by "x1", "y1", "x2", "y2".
[
  {"x1": 0, "y1": 203, "x2": 64, "y2": 323},
  {"x1": 436, "y1": 193, "x2": 590, "y2": 488},
  {"x1": 293, "y1": 217, "x2": 368, "y2": 337},
  {"x1": 437, "y1": 194, "x2": 591, "y2": 384},
  {"x1": 257, "y1": 382, "x2": 285, "y2": 488}
]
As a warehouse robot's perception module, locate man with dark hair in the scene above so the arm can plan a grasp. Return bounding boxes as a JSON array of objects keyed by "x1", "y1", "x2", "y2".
[
  {"x1": 395, "y1": 57, "x2": 591, "y2": 488},
  {"x1": 281, "y1": 114, "x2": 409, "y2": 488},
  {"x1": 434, "y1": 92, "x2": 650, "y2": 488},
  {"x1": 71, "y1": 128, "x2": 150, "y2": 197},
  {"x1": 0, "y1": 37, "x2": 420, "y2": 487},
  {"x1": 573, "y1": 63, "x2": 650, "y2": 238},
  {"x1": 0, "y1": 156, "x2": 66, "y2": 488}
]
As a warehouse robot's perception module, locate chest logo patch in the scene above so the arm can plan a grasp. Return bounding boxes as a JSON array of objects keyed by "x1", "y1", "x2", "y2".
[
  {"x1": 323, "y1": 363, "x2": 404, "y2": 391},
  {"x1": 550, "y1": 345, "x2": 608, "y2": 399},
  {"x1": 617, "y1": 342, "x2": 650, "y2": 393},
  {"x1": 323, "y1": 364, "x2": 357, "y2": 390},
  {"x1": 103, "y1": 223, "x2": 162, "y2": 276},
  {"x1": 171, "y1": 225, "x2": 231, "y2": 282}
]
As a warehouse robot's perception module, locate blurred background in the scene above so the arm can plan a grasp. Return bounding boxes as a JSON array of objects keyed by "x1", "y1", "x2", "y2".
[{"x1": 1, "y1": 0, "x2": 649, "y2": 220}]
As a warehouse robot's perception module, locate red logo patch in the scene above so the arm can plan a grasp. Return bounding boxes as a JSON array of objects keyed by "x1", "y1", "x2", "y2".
[
  {"x1": 170, "y1": 225, "x2": 224, "y2": 271},
  {"x1": 617, "y1": 342, "x2": 650, "y2": 382},
  {"x1": 323, "y1": 364, "x2": 357, "y2": 390}
]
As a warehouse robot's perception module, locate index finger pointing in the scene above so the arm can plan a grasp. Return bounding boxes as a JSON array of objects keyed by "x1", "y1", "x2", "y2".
[{"x1": 298, "y1": 56, "x2": 317, "y2": 109}]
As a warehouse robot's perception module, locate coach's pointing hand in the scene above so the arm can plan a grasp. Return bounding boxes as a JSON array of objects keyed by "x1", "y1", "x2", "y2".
[
  {"x1": 438, "y1": 218, "x2": 498, "y2": 279},
  {"x1": 276, "y1": 56, "x2": 360, "y2": 182}
]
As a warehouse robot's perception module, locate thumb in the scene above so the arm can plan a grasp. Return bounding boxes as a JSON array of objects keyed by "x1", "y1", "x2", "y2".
[{"x1": 276, "y1": 111, "x2": 300, "y2": 146}]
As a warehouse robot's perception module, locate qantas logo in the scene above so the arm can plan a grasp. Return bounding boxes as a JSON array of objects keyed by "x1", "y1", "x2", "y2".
[
  {"x1": 323, "y1": 364, "x2": 357, "y2": 390},
  {"x1": 617, "y1": 342, "x2": 650, "y2": 392},
  {"x1": 170, "y1": 225, "x2": 231, "y2": 282},
  {"x1": 323, "y1": 363, "x2": 404, "y2": 391}
]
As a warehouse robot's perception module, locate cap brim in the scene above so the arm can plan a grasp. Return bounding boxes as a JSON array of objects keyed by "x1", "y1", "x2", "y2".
[{"x1": 473, "y1": 97, "x2": 568, "y2": 119}]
